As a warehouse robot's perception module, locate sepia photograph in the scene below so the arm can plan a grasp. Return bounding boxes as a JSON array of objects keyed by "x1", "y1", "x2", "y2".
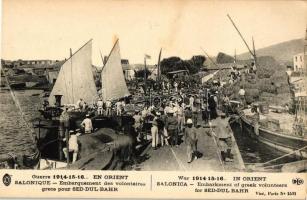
[{"x1": 0, "y1": 0, "x2": 306, "y2": 174}]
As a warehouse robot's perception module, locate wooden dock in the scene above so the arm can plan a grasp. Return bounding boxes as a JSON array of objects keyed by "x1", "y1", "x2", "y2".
[{"x1": 135, "y1": 118, "x2": 245, "y2": 171}]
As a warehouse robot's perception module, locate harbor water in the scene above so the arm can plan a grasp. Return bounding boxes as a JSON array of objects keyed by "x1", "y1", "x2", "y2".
[
  {"x1": 231, "y1": 122, "x2": 301, "y2": 165},
  {"x1": 0, "y1": 89, "x2": 43, "y2": 156}
]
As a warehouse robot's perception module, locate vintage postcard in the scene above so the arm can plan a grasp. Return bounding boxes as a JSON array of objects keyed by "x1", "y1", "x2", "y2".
[{"x1": 0, "y1": 0, "x2": 306, "y2": 199}]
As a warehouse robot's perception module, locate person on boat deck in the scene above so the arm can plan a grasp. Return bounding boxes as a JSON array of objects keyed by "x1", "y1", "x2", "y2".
[
  {"x1": 82, "y1": 102, "x2": 88, "y2": 111},
  {"x1": 115, "y1": 100, "x2": 122, "y2": 116},
  {"x1": 42, "y1": 100, "x2": 49, "y2": 111},
  {"x1": 251, "y1": 62, "x2": 257, "y2": 73},
  {"x1": 184, "y1": 119, "x2": 198, "y2": 163},
  {"x1": 97, "y1": 98, "x2": 104, "y2": 115},
  {"x1": 76, "y1": 98, "x2": 84, "y2": 110},
  {"x1": 63, "y1": 130, "x2": 80, "y2": 163},
  {"x1": 211, "y1": 115, "x2": 233, "y2": 163},
  {"x1": 105, "y1": 99, "x2": 112, "y2": 116},
  {"x1": 59, "y1": 107, "x2": 70, "y2": 137},
  {"x1": 238, "y1": 86, "x2": 246, "y2": 107},
  {"x1": 81, "y1": 114, "x2": 93, "y2": 134}
]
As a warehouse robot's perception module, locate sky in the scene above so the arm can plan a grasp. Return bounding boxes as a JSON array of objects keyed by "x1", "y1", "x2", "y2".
[{"x1": 1, "y1": 0, "x2": 307, "y2": 66}]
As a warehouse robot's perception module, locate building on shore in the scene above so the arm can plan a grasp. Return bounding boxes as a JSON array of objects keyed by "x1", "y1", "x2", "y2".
[{"x1": 293, "y1": 53, "x2": 304, "y2": 72}]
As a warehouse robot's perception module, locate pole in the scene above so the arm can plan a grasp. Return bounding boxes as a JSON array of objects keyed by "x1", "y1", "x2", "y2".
[
  {"x1": 65, "y1": 130, "x2": 70, "y2": 168},
  {"x1": 252, "y1": 37, "x2": 257, "y2": 66},
  {"x1": 234, "y1": 49, "x2": 237, "y2": 64},
  {"x1": 157, "y1": 48, "x2": 162, "y2": 82},
  {"x1": 70, "y1": 48, "x2": 74, "y2": 104},
  {"x1": 227, "y1": 14, "x2": 255, "y2": 60},
  {"x1": 144, "y1": 57, "x2": 147, "y2": 95}
]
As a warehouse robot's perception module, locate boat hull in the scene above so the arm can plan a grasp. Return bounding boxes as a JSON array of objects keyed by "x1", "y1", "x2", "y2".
[{"x1": 240, "y1": 114, "x2": 307, "y2": 158}]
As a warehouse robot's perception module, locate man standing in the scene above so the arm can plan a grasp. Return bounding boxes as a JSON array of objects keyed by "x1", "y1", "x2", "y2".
[
  {"x1": 105, "y1": 99, "x2": 112, "y2": 116},
  {"x1": 174, "y1": 81, "x2": 178, "y2": 93},
  {"x1": 59, "y1": 107, "x2": 70, "y2": 138},
  {"x1": 165, "y1": 109, "x2": 179, "y2": 147},
  {"x1": 222, "y1": 94, "x2": 230, "y2": 117},
  {"x1": 151, "y1": 120, "x2": 159, "y2": 150},
  {"x1": 76, "y1": 98, "x2": 84, "y2": 110},
  {"x1": 97, "y1": 98, "x2": 104, "y2": 115},
  {"x1": 81, "y1": 114, "x2": 93, "y2": 134},
  {"x1": 212, "y1": 115, "x2": 233, "y2": 163},
  {"x1": 184, "y1": 119, "x2": 198, "y2": 163},
  {"x1": 115, "y1": 100, "x2": 122, "y2": 116},
  {"x1": 208, "y1": 94, "x2": 218, "y2": 119},
  {"x1": 133, "y1": 110, "x2": 143, "y2": 142},
  {"x1": 238, "y1": 86, "x2": 246, "y2": 107},
  {"x1": 189, "y1": 95, "x2": 194, "y2": 110}
]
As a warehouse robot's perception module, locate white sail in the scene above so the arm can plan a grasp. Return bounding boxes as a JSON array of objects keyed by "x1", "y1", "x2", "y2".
[
  {"x1": 101, "y1": 40, "x2": 130, "y2": 101},
  {"x1": 49, "y1": 40, "x2": 98, "y2": 106}
]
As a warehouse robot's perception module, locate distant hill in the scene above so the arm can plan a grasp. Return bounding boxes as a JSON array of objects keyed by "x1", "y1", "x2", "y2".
[{"x1": 237, "y1": 38, "x2": 304, "y2": 63}]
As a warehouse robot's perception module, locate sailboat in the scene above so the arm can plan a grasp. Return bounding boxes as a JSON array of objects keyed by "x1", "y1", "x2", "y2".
[
  {"x1": 35, "y1": 39, "x2": 136, "y2": 170},
  {"x1": 101, "y1": 39, "x2": 130, "y2": 101},
  {"x1": 49, "y1": 39, "x2": 98, "y2": 107}
]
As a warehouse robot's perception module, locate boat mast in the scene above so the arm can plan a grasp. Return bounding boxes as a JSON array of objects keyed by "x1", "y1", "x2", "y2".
[
  {"x1": 227, "y1": 14, "x2": 257, "y2": 66},
  {"x1": 157, "y1": 48, "x2": 162, "y2": 83},
  {"x1": 234, "y1": 48, "x2": 237, "y2": 66},
  {"x1": 252, "y1": 37, "x2": 257, "y2": 66},
  {"x1": 70, "y1": 48, "x2": 74, "y2": 104}
]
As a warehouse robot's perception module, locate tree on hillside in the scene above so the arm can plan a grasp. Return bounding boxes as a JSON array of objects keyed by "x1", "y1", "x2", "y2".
[
  {"x1": 160, "y1": 55, "x2": 206, "y2": 75},
  {"x1": 134, "y1": 69, "x2": 152, "y2": 79},
  {"x1": 216, "y1": 52, "x2": 234, "y2": 63}
]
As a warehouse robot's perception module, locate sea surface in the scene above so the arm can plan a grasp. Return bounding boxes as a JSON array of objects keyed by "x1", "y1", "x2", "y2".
[{"x1": 0, "y1": 89, "x2": 43, "y2": 156}]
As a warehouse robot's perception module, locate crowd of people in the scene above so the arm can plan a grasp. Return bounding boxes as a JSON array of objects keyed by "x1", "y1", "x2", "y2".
[{"x1": 55, "y1": 71, "x2": 242, "y2": 165}]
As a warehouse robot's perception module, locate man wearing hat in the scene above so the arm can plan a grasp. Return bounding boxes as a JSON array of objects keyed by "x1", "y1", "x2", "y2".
[
  {"x1": 63, "y1": 130, "x2": 79, "y2": 163},
  {"x1": 184, "y1": 119, "x2": 198, "y2": 163},
  {"x1": 165, "y1": 109, "x2": 179, "y2": 147},
  {"x1": 81, "y1": 114, "x2": 93, "y2": 134}
]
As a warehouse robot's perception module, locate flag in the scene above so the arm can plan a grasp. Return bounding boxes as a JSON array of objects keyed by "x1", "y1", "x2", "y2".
[{"x1": 145, "y1": 54, "x2": 151, "y2": 59}]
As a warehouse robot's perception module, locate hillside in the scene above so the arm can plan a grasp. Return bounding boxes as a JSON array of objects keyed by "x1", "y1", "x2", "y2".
[{"x1": 237, "y1": 38, "x2": 304, "y2": 63}]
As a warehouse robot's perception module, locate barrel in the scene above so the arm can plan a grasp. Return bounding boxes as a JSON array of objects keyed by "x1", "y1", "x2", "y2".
[{"x1": 259, "y1": 102, "x2": 269, "y2": 114}]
